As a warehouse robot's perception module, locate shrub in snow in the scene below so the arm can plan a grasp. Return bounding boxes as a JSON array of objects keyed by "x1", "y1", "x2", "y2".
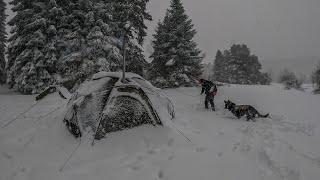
[
  {"x1": 148, "y1": 0, "x2": 203, "y2": 88},
  {"x1": 213, "y1": 45, "x2": 271, "y2": 85},
  {"x1": 278, "y1": 69, "x2": 302, "y2": 90}
]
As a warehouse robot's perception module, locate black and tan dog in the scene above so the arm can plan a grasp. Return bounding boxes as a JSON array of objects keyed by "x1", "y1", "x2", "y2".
[{"x1": 224, "y1": 100, "x2": 269, "y2": 121}]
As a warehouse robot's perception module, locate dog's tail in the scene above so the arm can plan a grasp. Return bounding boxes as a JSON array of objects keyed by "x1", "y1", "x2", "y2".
[
  {"x1": 251, "y1": 107, "x2": 269, "y2": 118},
  {"x1": 258, "y1": 113, "x2": 269, "y2": 118}
]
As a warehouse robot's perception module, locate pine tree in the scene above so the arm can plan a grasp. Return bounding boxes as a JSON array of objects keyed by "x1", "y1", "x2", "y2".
[
  {"x1": 213, "y1": 44, "x2": 270, "y2": 85},
  {"x1": 108, "y1": 0, "x2": 152, "y2": 76},
  {"x1": 58, "y1": 0, "x2": 121, "y2": 89},
  {"x1": 312, "y1": 63, "x2": 320, "y2": 92},
  {"x1": 149, "y1": 0, "x2": 203, "y2": 88},
  {"x1": 6, "y1": 0, "x2": 31, "y2": 85},
  {"x1": 213, "y1": 50, "x2": 224, "y2": 82},
  {"x1": 6, "y1": 0, "x2": 69, "y2": 94},
  {"x1": 58, "y1": 0, "x2": 148, "y2": 90},
  {"x1": 6, "y1": 0, "x2": 152, "y2": 93},
  {"x1": 109, "y1": 0, "x2": 151, "y2": 45},
  {"x1": 125, "y1": 43, "x2": 147, "y2": 76},
  {"x1": 43, "y1": 0, "x2": 64, "y2": 75},
  {"x1": 7, "y1": 1, "x2": 51, "y2": 93},
  {"x1": 0, "y1": 0, "x2": 6, "y2": 84}
]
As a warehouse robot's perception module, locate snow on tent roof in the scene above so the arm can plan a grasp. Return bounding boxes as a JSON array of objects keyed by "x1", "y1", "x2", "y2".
[
  {"x1": 63, "y1": 71, "x2": 175, "y2": 140},
  {"x1": 92, "y1": 71, "x2": 143, "y2": 80},
  {"x1": 77, "y1": 77, "x2": 113, "y2": 96}
]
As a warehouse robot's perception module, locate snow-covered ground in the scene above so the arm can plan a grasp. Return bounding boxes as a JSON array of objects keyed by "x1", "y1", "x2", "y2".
[{"x1": 1, "y1": 84, "x2": 320, "y2": 180}]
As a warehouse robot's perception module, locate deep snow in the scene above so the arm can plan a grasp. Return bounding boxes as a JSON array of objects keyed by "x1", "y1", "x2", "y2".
[{"x1": 1, "y1": 84, "x2": 320, "y2": 180}]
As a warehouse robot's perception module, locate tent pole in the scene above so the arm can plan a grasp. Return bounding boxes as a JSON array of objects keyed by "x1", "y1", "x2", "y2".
[
  {"x1": 91, "y1": 113, "x2": 105, "y2": 146},
  {"x1": 122, "y1": 32, "x2": 126, "y2": 83}
]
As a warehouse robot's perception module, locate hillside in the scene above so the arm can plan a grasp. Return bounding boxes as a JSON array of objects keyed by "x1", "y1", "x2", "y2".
[{"x1": 1, "y1": 84, "x2": 320, "y2": 180}]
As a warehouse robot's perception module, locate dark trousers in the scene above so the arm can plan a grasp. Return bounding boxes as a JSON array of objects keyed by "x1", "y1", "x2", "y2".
[{"x1": 205, "y1": 94, "x2": 215, "y2": 110}]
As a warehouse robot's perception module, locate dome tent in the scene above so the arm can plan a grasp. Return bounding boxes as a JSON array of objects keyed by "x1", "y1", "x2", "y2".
[{"x1": 62, "y1": 71, "x2": 175, "y2": 139}]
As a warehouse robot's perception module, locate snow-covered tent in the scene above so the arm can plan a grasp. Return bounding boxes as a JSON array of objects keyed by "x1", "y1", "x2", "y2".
[{"x1": 62, "y1": 72, "x2": 175, "y2": 139}]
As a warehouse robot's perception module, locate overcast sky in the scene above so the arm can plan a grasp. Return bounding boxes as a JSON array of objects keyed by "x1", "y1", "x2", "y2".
[
  {"x1": 4, "y1": 0, "x2": 320, "y2": 63},
  {"x1": 145, "y1": 0, "x2": 320, "y2": 62}
]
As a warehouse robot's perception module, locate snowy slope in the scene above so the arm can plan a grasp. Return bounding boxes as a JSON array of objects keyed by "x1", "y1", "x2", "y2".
[{"x1": 1, "y1": 84, "x2": 320, "y2": 180}]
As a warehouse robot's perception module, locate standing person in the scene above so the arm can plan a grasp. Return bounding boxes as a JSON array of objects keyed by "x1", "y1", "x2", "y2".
[{"x1": 199, "y1": 79, "x2": 217, "y2": 111}]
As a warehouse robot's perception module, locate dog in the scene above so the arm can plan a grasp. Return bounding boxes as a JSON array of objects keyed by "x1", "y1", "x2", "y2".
[{"x1": 224, "y1": 100, "x2": 269, "y2": 121}]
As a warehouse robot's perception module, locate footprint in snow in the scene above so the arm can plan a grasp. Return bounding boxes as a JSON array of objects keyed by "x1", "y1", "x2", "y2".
[
  {"x1": 158, "y1": 169, "x2": 164, "y2": 179},
  {"x1": 125, "y1": 158, "x2": 144, "y2": 172},
  {"x1": 2, "y1": 152, "x2": 13, "y2": 159},
  {"x1": 147, "y1": 148, "x2": 161, "y2": 155},
  {"x1": 167, "y1": 138, "x2": 174, "y2": 147},
  {"x1": 136, "y1": 155, "x2": 145, "y2": 161},
  {"x1": 168, "y1": 154, "x2": 175, "y2": 160},
  {"x1": 232, "y1": 142, "x2": 240, "y2": 152},
  {"x1": 129, "y1": 164, "x2": 142, "y2": 171},
  {"x1": 20, "y1": 167, "x2": 26, "y2": 172},
  {"x1": 196, "y1": 146, "x2": 207, "y2": 152},
  {"x1": 192, "y1": 129, "x2": 201, "y2": 134},
  {"x1": 157, "y1": 169, "x2": 169, "y2": 180}
]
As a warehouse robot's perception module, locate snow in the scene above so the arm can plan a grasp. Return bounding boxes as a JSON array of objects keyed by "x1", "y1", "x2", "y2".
[
  {"x1": 76, "y1": 77, "x2": 112, "y2": 96},
  {"x1": 92, "y1": 71, "x2": 143, "y2": 80},
  {"x1": 56, "y1": 86, "x2": 71, "y2": 100},
  {"x1": 165, "y1": 58, "x2": 175, "y2": 66},
  {"x1": 1, "y1": 84, "x2": 320, "y2": 180}
]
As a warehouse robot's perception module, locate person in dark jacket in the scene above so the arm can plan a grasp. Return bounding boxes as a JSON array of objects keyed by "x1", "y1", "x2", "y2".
[{"x1": 199, "y1": 79, "x2": 217, "y2": 111}]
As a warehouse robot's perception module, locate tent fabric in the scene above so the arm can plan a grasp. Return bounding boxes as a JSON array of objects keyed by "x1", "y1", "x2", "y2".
[{"x1": 62, "y1": 72, "x2": 175, "y2": 139}]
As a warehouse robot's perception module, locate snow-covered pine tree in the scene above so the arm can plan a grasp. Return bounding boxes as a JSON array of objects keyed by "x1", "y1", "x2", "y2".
[
  {"x1": 312, "y1": 63, "x2": 320, "y2": 93},
  {"x1": 201, "y1": 62, "x2": 213, "y2": 81},
  {"x1": 149, "y1": 0, "x2": 203, "y2": 88},
  {"x1": 7, "y1": 0, "x2": 60, "y2": 94},
  {"x1": 109, "y1": 0, "x2": 152, "y2": 76},
  {"x1": 125, "y1": 43, "x2": 147, "y2": 76},
  {"x1": 42, "y1": 0, "x2": 64, "y2": 77},
  {"x1": 214, "y1": 44, "x2": 270, "y2": 85},
  {"x1": 57, "y1": 0, "x2": 121, "y2": 90},
  {"x1": 7, "y1": 0, "x2": 151, "y2": 92},
  {"x1": 213, "y1": 50, "x2": 224, "y2": 82},
  {"x1": 0, "y1": 0, "x2": 6, "y2": 84}
]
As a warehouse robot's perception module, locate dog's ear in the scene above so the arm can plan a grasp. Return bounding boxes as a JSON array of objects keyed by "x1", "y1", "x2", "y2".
[{"x1": 224, "y1": 100, "x2": 227, "y2": 103}]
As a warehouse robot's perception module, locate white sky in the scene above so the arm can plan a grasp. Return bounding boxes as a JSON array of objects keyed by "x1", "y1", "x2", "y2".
[
  {"x1": 4, "y1": 0, "x2": 320, "y2": 63},
  {"x1": 145, "y1": 0, "x2": 320, "y2": 62}
]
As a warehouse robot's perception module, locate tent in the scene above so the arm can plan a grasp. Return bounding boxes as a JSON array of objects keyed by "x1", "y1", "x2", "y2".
[{"x1": 61, "y1": 72, "x2": 175, "y2": 139}]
